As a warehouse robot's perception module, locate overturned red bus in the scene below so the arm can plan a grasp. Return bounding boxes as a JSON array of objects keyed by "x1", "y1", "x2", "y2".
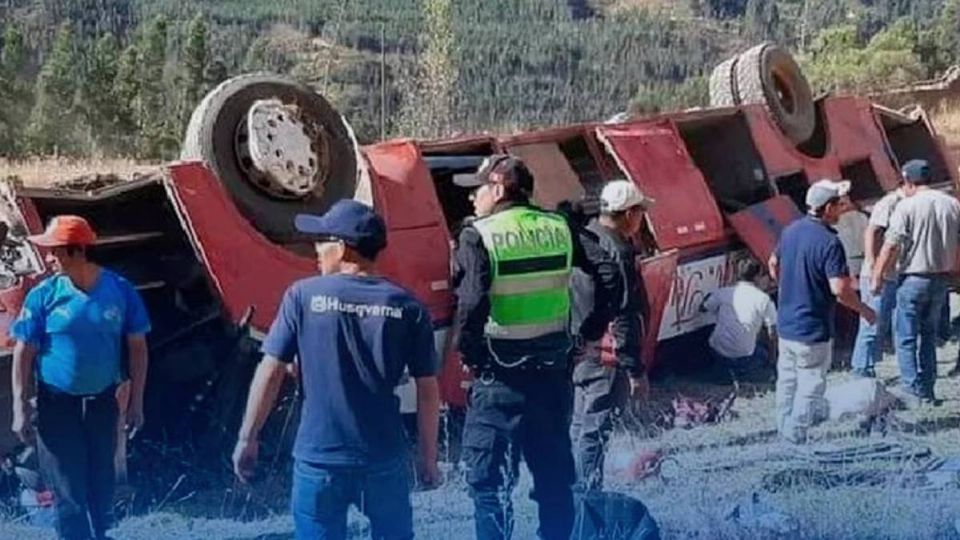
[{"x1": 0, "y1": 44, "x2": 954, "y2": 456}]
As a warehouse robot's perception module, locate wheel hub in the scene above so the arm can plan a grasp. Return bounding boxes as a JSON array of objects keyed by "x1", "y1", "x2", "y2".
[{"x1": 236, "y1": 99, "x2": 324, "y2": 199}]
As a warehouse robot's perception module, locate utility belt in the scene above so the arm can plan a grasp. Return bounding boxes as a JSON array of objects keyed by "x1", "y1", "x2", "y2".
[
  {"x1": 472, "y1": 334, "x2": 570, "y2": 376},
  {"x1": 472, "y1": 363, "x2": 568, "y2": 387}
]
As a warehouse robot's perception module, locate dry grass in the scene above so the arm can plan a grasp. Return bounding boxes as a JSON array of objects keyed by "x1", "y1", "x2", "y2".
[
  {"x1": 0, "y1": 157, "x2": 159, "y2": 187},
  {"x1": 4, "y1": 340, "x2": 960, "y2": 539}
]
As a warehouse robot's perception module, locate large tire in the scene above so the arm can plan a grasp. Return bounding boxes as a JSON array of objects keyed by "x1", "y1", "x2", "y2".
[
  {"x1": 709, "y1": 56, "x2": 739, "y2": 107},
  {"x1": 181, "y1": 73, "x2": 358, "y2": 244},
  {"x1": 735, "y1": 43, "x2": 815, "y2": 145}
]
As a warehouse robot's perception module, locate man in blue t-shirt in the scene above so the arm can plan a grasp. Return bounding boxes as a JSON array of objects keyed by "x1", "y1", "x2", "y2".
[
  {"x1": 10, "y1": 215, "x2": 151, "y2": 540},
  {"x1": 232, "y1": 200, "x2": 441, "y2": 540},
  {"x1": 768, "y1": 180, "x2": 875, "y2": 444}
]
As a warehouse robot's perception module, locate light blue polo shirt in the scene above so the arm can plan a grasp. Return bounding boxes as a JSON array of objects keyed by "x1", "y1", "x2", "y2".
[{"x1": 11, "y1": 270, "x2": 151, "y2": 395}]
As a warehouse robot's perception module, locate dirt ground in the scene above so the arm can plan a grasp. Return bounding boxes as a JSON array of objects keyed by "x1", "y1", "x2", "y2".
[{"x1": 4, "y1": 327, "x2": 960, "y2": 539}]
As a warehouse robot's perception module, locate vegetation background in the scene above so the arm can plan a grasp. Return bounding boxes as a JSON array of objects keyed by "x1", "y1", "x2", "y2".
[{"x1": 1, "y1": 0, "x2": 960, "y2": 160}]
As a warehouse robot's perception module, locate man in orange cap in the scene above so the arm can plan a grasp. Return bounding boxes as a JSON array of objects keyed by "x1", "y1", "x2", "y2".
[{"x1": 10, "y1": 215, "x2": 150, "y2": 540}]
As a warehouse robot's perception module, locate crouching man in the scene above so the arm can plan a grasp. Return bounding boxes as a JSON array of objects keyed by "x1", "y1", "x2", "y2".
[
  {"x1": 232, "y1": 200, "x2": 441, "y2": 539},
  {"x1": 701, "y1": 258, "x2": 777, "y2": 380}
]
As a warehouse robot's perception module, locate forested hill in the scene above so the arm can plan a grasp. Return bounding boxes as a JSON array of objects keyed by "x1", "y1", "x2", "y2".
[{"x1": 0, "y1": 0, "x2": 958, "y2": 160}]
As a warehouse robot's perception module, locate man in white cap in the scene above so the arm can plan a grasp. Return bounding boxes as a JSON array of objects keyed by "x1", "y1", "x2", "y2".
[
  {"x1": 768, "y1": 179, "x2": 876, "y2": 444},
  {"x1": 570, "y1": 179, "x2": 654, "y2": 492}
]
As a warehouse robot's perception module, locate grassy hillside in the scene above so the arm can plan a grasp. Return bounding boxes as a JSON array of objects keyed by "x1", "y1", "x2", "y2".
[{"x1": 0, "y1": 0, "x2": 956, "y2": 153}]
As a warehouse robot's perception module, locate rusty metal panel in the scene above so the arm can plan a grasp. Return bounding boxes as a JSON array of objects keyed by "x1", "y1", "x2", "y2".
[
  {"x1": 825, "y1": 98, "x2": 900, "y2": 192},
  {"x1": 165, "y1": 162, "x2": 315, "y2": 334},
  {"x1": 365, "y1": 141, "x2": 447, "y2": 231},
  {"x1": 727, "y1": 195, "x2": 802, "y2": 264},
  {"x1": 365, "y1": 141, "x2": 455, "y2": 322},
  {"x1": 506, "y1": 142, "x2": 585, "y2": 210},
  {"x1": 640, "y1": 249, "x2": 679, "y2": 370},
  {"x1": 597, "y1": 122, "x2": 725, "y2": 250},
  {"x1": 745, "y1": 106, "x2": 842, "y2": 181}
]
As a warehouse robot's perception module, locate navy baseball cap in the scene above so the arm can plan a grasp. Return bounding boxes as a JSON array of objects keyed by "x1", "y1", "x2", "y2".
[
  {"x1": 901, "y1": 159, "x2": 932, "y2": 185},
  {"x1": 295, "y1": 200, "x2": 387, "y2": 259}
]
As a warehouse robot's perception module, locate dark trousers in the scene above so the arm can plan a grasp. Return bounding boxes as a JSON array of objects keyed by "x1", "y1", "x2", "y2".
[
  {"x1": 462, "y1": 369, "x2": 575, "y2": 540},
  {"x1": 291, "y1": 458, "x2": 413, "y2": 540},
  {"x1": 570, "y1": 359, "x2": 629, "y2": 492},
  {"x1": 36, "y1": 384, "x2": 118, "y2": 540}
]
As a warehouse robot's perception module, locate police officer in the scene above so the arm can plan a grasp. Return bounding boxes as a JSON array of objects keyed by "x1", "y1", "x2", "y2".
[
  {"x1": 453, "y1": 155, "x2": 619, "y2": 540},
  {"x1": 570, "y1": 179, "x2": 653, "y2": 493}
]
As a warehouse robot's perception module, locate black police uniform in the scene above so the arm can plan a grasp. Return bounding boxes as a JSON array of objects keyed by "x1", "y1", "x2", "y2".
[
  {"x1": 569, "y1": 218, "x2": 646, "y2": 491},
  {"x1": 454, "y1": 200, "x2": 620, "y2": 540}
]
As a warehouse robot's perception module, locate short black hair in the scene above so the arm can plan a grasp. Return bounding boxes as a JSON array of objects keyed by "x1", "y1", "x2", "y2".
[{"x1": 736, "y1": 258, "x2": 762, "y2": 282}]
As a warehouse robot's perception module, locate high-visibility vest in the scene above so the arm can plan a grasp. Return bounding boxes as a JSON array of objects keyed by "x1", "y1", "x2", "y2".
[{"x1": 472, "y1": 206, "x2": 574, "y2": 341}]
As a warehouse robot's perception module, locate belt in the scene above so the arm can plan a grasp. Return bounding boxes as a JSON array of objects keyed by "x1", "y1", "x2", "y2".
[
  {"x1": 473, "y1": 366, "x2": 565, "y2": 385},
  {"x1": 900, "y1": 272, "x2": 952, "y2": 279},
  {"x1": 39, "y1": 382, "x2": 117, "y2": 399}
]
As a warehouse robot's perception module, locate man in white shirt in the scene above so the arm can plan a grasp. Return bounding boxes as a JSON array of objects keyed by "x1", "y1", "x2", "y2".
[{"x1": 701, "y1": 258, "x2": 777, "y2": 378}]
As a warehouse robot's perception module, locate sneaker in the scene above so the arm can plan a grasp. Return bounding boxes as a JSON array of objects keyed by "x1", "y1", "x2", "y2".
[{"x1": 851, "y1": 368, "x2": 876, "y2": 378}]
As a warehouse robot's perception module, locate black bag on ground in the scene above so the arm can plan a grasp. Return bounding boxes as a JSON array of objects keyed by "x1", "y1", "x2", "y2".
[{"x1": 573, "y1": 491, "x2": 661, "y2": 540}]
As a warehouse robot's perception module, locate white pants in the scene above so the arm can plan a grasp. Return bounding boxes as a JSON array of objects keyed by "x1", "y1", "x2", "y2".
[{"x1": 776, "y1": 338, "x2": 832, "y2": 442}]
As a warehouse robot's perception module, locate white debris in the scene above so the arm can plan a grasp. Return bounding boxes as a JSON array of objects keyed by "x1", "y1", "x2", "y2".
[{"x1": 824, "y1": 378, "x2": 899, "y2": 422}]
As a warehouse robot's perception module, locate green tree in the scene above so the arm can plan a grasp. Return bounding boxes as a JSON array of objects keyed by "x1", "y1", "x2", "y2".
[
  {"x1": 180, "y1": 13, "x2": 208, "y2": 134},
  {"x1": 242, "y1": 37, "x2": 294, "y2": 74},
  {"x1": 802, "y1": 19, "x2": 925, "y2": 93},
  {"x1": 27, "y1": 22, "x2": 80, "y2": 155},
  {"x1": 138, "y1": 15, "x2": 175, "y2": 159},
  {"x1": 79, "y1": 34, "x2": 121, "y2": 154},
  {"x1": 395, "y1": 0, "x2": 459, "y2": 137},
  {"x1": 1, "y1": 24, "x2": 31, "y2": 156},
  {"x1": 2, "y1": 25, "x2": 27, "y2": 75},
  {"x1": 744, "y1": 0, "x2": 782, "y2": 42},
  {"x1": 934, "y1": 0, "x2": 960, "y2": 70},
  {"x1": 114, "y1": 43, "x2": 141, "y2": 152}
]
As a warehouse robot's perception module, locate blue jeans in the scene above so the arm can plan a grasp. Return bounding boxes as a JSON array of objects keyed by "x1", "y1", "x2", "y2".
[
  {"x1": 894, "y1": 275, "x2": 948, "y2": 398},
  {"x1": 292, "y1": 458, "x2": 413, "y2": 540},
  {"x1": 851, "y1": 275, "x2": 897, "y2": 374}
]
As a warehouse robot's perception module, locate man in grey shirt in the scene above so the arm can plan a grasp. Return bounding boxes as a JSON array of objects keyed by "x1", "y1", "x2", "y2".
[{"x1": 873, "y1": 159, "x2": 960, "y2": 403}]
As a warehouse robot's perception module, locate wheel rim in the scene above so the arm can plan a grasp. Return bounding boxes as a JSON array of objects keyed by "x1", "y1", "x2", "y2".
[{"x1": 233, "y1": 99, "x2": 332, "y2": 200}]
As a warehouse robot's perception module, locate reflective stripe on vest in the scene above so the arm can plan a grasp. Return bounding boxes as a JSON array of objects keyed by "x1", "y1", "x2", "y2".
[{"x1": 473, "y1": 206, "x2": 573, "y2": 341}]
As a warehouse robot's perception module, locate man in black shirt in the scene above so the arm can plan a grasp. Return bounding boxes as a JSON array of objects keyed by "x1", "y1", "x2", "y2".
[{"x1": 570, "y1": 179, "x2": 654, "y2": 492}]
